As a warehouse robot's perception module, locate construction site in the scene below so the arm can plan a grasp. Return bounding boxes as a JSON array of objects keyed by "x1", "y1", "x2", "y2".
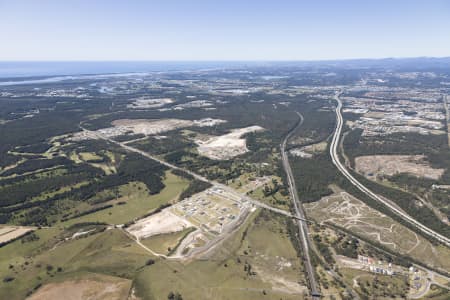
[
  {"x1": 70, "y1": 118, "x2": 228, "y2": 141},
  {"x1": 355, "y1": 154, "x2": 445, "y2": 181},
  {"x1": 127, "y1": 186, "x2": 253, "y2": 259},
  {"x1": 196, "y1": 125, "x2": 264, "y2": 160}
]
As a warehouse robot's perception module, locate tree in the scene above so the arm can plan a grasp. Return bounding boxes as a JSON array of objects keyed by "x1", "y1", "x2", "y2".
[{"x1": 168, "y1": 292, "x2": 183, "y2": 300}]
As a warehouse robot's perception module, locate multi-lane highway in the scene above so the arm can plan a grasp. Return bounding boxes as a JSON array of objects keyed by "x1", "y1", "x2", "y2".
[
  {"x1": 280, "y1": 112, "x2": 321, "y2": 299},
  {"x1": 330, "y1": 91, "x2": 450, "y2": 247},
  {"x1": 82, "y1": 121, "x2": 321, "y2": 295}
]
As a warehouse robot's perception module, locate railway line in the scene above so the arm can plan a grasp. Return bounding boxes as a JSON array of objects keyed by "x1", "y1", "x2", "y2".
[
  {"x1": 280, "y1": 112, "x2": 321, "y2": 299},
  {"x1": 330, "y1": 91, "x2": 450, "y2": 247},
  {"x1": 79, "y1": 125, "x2": 309, "y2": 223}
]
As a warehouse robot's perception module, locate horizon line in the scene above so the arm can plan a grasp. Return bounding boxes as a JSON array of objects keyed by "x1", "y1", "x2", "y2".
[{"x1": 1, "y1": 55, "x2": 450, "y2": 63}]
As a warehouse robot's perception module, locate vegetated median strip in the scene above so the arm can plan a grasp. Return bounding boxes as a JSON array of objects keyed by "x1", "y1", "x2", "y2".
[{"x1": 331, "y1": 91, "x2": 450, "y2": 247}]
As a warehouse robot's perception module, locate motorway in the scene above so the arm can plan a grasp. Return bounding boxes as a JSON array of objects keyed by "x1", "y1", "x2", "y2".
[
  {"x1": 330, "y1": 91, "x2": 450, "y2": 247},
  {"x1": 280, "y1": 112, "x2": 321, "y2": 299}
]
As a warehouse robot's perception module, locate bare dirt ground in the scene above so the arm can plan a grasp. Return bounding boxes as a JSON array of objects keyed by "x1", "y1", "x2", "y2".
[
  {"x1": 301, "y1": 141, "x2": 328, "y2": 153},
  {"x1": 196, "y1": 125, "x2": 264, "y2": 160},
  {"x1": 169, "y1": 187, "x2": 252, "y2": 258},
  {"x1": 0, "y1": 225, "x2": 35, "y2": 244},
  {"x1": 127, "y1": 97, "x2": 173, "y2": 109},
  {"x1": 127, "y1": 210, "x2": 193, "y2": 239},
  {"x1": 192, "y1": 118, "x2": 226, "y2": 127},
  {"x1": 72, "y1": 118, "x2": 227, "y2": 141},
  {"x1": 355, "y1": 155, "x2": 444, "y2": 180},
  {"x1": 254, "y1": 265, "x2": 307, "y2": 295},
  {"x1": 173, "y1": 100, "x2": 214, "y2": 109},
  {"x1": 110, "y1": 119, "x2": 193, "y2": 136},
  {"x1": 305, "y1": 192, "x2": 413, "y2": 250},
  {"x1": 304, "y1": 191, "x2": 450, "y2": 271},
  {"x1": 289, "y1": 148, "x2": 312, "y2": 158},
  {"x1": 127, "y1": 187, "x2": 253, "y2": 259},
  {"x1": 27, "y1": 275, "x2": 131, "y2": 300}
]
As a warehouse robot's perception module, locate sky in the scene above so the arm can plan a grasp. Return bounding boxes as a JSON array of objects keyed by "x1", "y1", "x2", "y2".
[{"x1": 0, "y1": 0, "x2": 449, "y2": 61}]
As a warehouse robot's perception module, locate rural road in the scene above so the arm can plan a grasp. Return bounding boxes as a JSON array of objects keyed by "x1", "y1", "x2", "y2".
[
  {"x1": 409, "y1": 266, "x2": 450, "y2": 299},
  {"x1": 79, "y1": 125, "x2": 309, "y2": 223},
  {"x1": 280, "y1": 112, "x2": 321, "y2": 299},
  {"x1": 330, "y1": 91, "x2": 450, "y2": 247}
]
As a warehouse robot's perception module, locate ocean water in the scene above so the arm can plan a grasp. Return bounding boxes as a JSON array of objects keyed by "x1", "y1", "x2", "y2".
[{"x1": 0, "y1": 61, "x2": 245, "y2": 79}]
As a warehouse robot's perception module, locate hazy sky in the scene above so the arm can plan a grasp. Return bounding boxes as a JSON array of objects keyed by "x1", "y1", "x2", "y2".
[{"x1": 1, "y1": 0, "x2": 449, "y2": 61}]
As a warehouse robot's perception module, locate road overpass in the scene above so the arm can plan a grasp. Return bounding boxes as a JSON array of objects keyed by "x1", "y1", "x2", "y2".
[{"x1": 280, "y1": 112, "x2": 321, "y2": 299}]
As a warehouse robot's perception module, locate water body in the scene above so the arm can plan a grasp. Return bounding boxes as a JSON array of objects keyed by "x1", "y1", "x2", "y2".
[
  {"x1": 0, "y1": 61, "x2": 249, "y2": 79},
  {"x1": 0, "y1": 73, "x2": 152, "y2": 86},
  {"x1": 0, "y1": 61, "x2": 258, "y2": 86}
]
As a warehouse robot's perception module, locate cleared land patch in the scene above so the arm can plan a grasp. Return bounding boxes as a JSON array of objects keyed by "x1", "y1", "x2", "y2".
[
  {"x1": 127, "y1": 97, "x2": 174, "y2": 109},
  {"x1": 27, "y1": 274, "x2": 132, "y2": 300},
  {"x1": 72, "y1": 118, "x2": 226, "y2": 141},
  {"x1": 0, "y1": 228, "x2": 148, "y2": 300},
  {"x1": 110, "y1": 119, "x2": 193, "y2": 136},
  {"x1": 355, "y1": 155, "x2": 444, "y2": 180},
  {"x1": 133, "y1": 210, "x2": 307, "y2": 300},
  {"x1": 196, "y1": 126, "x2": 264, "y2": 160},
  {"x1": 290, "y1": 141, "x2": 328, "y2": 158},
  {"x1": 0, "y1": 225, "x2": 35, "y2": 245},
  {"x1": 127, "y1": 186, "x2": 253, "y2": 258},
  {"x1": 304, "y1": 191, "x2": 450, "y2": 271},
  {"x1": 127, "y1": 210, "x2": 193, "y2": 239}
]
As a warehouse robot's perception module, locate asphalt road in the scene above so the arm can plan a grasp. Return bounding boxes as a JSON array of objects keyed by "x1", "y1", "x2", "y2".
[
  {"x1": 80, "y1": 125, "x2": 309, "y2": 223},
  {"x1": 280, "y1": 112, "x2": 321, "y2": 299},
  {"x1": 330, "y1": 91, "x2": 450, "y2": 247}
]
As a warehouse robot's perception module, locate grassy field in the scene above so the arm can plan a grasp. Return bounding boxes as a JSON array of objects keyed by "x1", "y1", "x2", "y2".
[
  {"x1": 304, "y1": 191, "x2": 450, "y2": 272},
  {"x1": 229, "y1": 173, "x2": 290, "y2": 211},
  {"x1": 421, "y1": 284, "x2": 450, "y2": 299},
  {"x1": 140, "y1": 227, "x2": 195, "y2": 256},
  {"x1": 133, "y1": 209, "x2": 308, "y2": 300},
  {"x1": 78, "y1": 152, "x2": 102, "y2": 161},
  {"x1": 340, "y1": 268, "x2": 409, "y2": 299},
  {"x1": 250, "y1": 185, "x2": 290, "y2": 211},
  {"x1": 0, "y1": 170, "x2": 190, "y2": 299},
  {"x1": 62, "y1": 170, "x2": 189, "y2": 226},
  {"x1": 1, "y1": 208, "x2": 309, "y2": 300},
  {"x1": 315, "y1": 265, "x2": 344, "y2": 299},
  {"x1": 68, "y1": 150, "x2": 117, "y2": 174},
  {"x1": 0, "y1": 229, "x2": 149, "y2": 300},
  {"x1": 27, "y1": 272, "x2": 132, "y2": 300},
  {"x1": 32, "y1": 181, "x2": 90, "y2": 202},
  {"x1": 1, "y1": 165, "x2": 307, "y2": 300}
]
